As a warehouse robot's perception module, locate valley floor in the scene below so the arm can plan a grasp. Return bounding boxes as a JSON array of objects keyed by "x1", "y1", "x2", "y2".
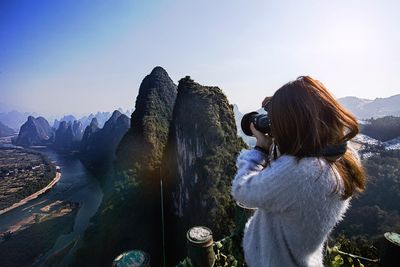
[{"x1": 0, "y1": 148, "x2": 57, "y2": 212}]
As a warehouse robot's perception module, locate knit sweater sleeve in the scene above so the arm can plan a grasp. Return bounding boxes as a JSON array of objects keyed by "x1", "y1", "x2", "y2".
[{"x1": 231, "y1": 148, "x2": 298, "y2": 211}]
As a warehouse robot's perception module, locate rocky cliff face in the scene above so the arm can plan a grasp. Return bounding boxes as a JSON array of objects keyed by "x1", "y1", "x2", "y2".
[
  {"x1": 53, "y1": 120, "x2": 83, "y2": 151},
  {"x1": 74, "y1": 67, "x2": 177, "y2": 267},
  {"x1": 80, "y1": 110, "x2": 130, "y2": 168},
  {"x1": 162, "y1": 77, "x2": 246, "y2": 262},
  {"x1": 110, "y1": 66, "x2": 177, "y2": 263},
  {"x1": 72, "y1": 120, "x2": 84, "y2": 140},
  {"x1": 116, "y1": 66, "x2": 178, "y2": 175},
  {"x1": 54, "y1": 121, "x2": 71, "y2": 150},
  {"x1": 80, "y1": 118, "x2": 100, "y2": 152},
  {"x1": 15, "y1": 116, "x2": 53, "y2": 146},
  {"x1": 74, "y1": 69, "x2": 245, "y2": 266}
]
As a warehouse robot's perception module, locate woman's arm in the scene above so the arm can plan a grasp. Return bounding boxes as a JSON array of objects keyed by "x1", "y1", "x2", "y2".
[{"x1": 231, "y1": 148, "x2": 297, "y2": 212}]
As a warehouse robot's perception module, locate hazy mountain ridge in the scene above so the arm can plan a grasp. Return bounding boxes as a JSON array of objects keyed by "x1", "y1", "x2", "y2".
[
  {"x1": 0, "y1": 111, "x2": 37, "y2": 131},
  {"x1": 0, "y1": 106, "x2": 129, "y2": 135},
  {"x1": 0, "y1": 121, "x2": 15, "y2": 137},
  {"x1": 78, "y1": 112, "x2": 111, "y2": 129},
  {"x1": 53, "y1": 115, "x2": 76, "y2": 129},
  {"x1": 53, "y1": 109, "x2": 132, "y2": 130},
  {"x1": 338, "y1": 94, "x2": 400, "y2": 119},
  {"x1": 15, "y1": 110, "x2": 129, "y2": 165}
]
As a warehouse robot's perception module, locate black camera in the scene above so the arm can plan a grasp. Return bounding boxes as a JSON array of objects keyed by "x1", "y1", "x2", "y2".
[{"x1": 241, "y1": 111, "x2": 271, "y2": 136}]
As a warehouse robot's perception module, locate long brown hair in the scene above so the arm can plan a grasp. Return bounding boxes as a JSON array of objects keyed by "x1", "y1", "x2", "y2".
[{"x1": 269, "y1": 76, "x2": 365, "y2": 199}]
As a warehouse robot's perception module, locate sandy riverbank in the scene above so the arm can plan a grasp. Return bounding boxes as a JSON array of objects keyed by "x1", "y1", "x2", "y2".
[
  {"x1": 0, "y1": 203, "x2": 78, "y2": 267},
  {"x1": 0, "y1": 167, "x2": 61, "y2": 216}
]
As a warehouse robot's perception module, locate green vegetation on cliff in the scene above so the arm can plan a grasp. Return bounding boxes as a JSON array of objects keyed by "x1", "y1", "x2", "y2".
[
  {"x1": 74, "y1": 69, "x2": 246, "y2": 266},
  {"x1": 335, "y1": 148, "x2": 400, "y2": 238},
  {"x1": 163, "y1": 76, "x2": 246, "y2": 264},
  {"x1": 74, "y1": 67, "x2": 177, "y2": 267},
  {"x1": 330, "y1": 145, "x2": 400, "y2": 266},
  {"x1": 361, "y1": 116, "x2": 400, "y2": 141},
  {"x1": 116, "y1": 66, "x2": 177, "y2": 174}
]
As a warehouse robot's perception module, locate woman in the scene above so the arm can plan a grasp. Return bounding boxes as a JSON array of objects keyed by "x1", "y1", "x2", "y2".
[{"x1": 231, "y1": 76, "x2": 366, "y2": 267}]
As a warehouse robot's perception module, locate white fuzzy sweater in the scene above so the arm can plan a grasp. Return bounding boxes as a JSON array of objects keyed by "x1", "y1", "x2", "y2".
[{"x1": 231, "y1": 149, "x2": 351, "y2": 267}]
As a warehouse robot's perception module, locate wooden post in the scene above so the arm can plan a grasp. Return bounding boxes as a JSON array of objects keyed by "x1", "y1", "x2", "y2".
[
  {"x1": 378, "y1": 232, "x2": 400, "y2": 267},
  {"x1": 187, "y1": 226, "x2": 215, "y2": 267}
]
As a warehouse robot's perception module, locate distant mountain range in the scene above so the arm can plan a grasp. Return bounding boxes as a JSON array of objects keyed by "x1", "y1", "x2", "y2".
[
  {"x1": 338, "y1": 94, "x2": 400, "y2": 119},
  {"x1": 0, "y1": 100, "x2": 132, "y2": 133},
  {"x1": 2, "y1": 92, "x2": 398, "y2": 133},
  {"x1": 52, "y1": 109, "x2": 132, "y2": 130},
  {"x1": 0, "y1": 121, "x2": 15, "y2": 137},
  {"x1": 15, "y1": 110, "x2": 130, "y2": 160}
]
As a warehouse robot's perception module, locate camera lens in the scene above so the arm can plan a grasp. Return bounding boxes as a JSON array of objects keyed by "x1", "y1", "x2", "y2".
[{"x1": 241, "y1": 112, "x2": 271, "y2": 136}]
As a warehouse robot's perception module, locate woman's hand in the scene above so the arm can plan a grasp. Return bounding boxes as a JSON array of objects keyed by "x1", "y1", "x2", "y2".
[{"x1": 250, "y1": 123, "x2": 273, "y2": 152}]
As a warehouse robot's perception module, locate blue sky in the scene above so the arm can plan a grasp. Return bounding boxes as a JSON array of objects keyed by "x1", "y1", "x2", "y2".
[{"x1": 1, "y1": 0, "x2": 399, "y2": 117}]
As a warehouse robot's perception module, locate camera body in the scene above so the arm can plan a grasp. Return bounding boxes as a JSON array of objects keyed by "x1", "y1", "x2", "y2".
[{"x1": 241, "y1": 111, "x2": 271, "y2": 136}]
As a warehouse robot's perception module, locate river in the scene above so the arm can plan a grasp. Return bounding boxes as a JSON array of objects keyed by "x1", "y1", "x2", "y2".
[{"x1": 0, "y1": 147, "x2": 104, "y2": 266}]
